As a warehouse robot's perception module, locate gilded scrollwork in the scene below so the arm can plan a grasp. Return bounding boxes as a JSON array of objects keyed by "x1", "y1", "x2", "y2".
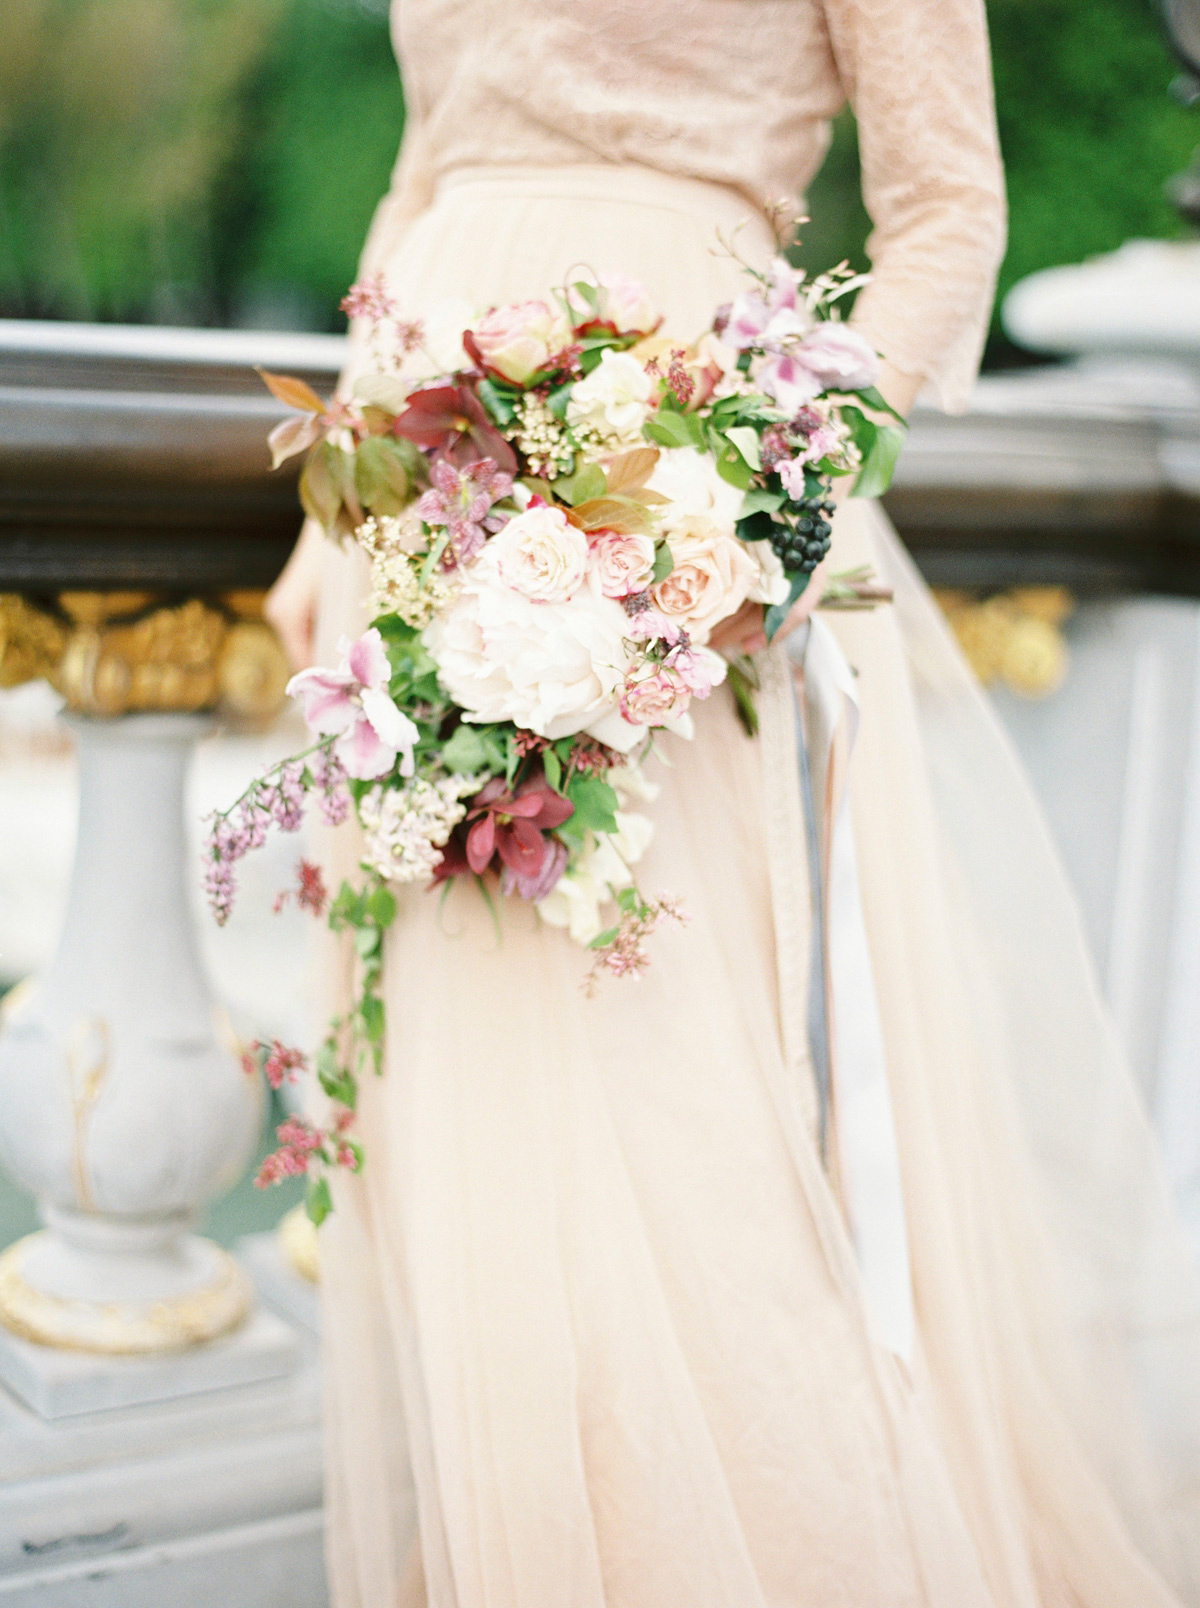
[
  {"x1": 0, "y1": 590, "x2": 291, "y2": 720},
  {"x1": 934, "y1": 586, "x2": 1074, "y2": 699}
]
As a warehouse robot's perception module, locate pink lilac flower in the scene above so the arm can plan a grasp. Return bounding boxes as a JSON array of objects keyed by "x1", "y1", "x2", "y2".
[
  {"x1": 585, "y1": 894, "x2": 688, "y2": 993},
  {"x1": 255, "y1": 1115, "x2": 323, "y2": 1187},
  {"x1": 341, "y1": 273, "x2": 425, "y2": 350},
  {"x1": 242, "y1": 1039, "x2": 307, "y2": 1090},
  {"x1": 287, "y1": 629, "x2": 419, "y2": 781},
  {"x1": 416, "y1": 457, "x2": 513, "y2": 565},
  {"x1": 312, "y1": 746, "x2": 351, "y2": 826}
]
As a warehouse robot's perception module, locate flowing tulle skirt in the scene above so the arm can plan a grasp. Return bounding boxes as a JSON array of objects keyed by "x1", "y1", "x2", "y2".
[{"x1": 313, "y1": 164, "x2": 1200, "y2": 1607}]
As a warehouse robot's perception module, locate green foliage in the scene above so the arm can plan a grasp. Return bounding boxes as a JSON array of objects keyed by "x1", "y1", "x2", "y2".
[{"x1": 0, "y1": 0, "x2": 402, "y2": 325}]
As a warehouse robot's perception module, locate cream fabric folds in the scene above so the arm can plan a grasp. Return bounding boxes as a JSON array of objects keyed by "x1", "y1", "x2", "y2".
[{"x1": 313, "y1": 165, "x2": 1200, "y2": 1608}]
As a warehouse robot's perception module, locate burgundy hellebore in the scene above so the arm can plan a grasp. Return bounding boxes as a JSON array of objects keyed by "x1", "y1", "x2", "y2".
[
  {"x1": 393, "y1": 384, "x2": 517, "y2": 473},
  {"x1": 463, "y1": 775, "x2": 574, "y2": 891}
]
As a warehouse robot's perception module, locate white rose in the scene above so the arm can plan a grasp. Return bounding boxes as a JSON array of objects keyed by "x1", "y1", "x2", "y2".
[
  {"x1": 567, "y1": 350, "x2": 654, "y2": 444},
  {"x1": 647, "y1": 447, "x2": 744, "y2": 539},
  {"x1": 483, "y1": 504, "x2": 590, "y2": 602},
  {"x1": 652, "y1": 516, "x2": 760, "y2": 642},
  {"x1": 424, "y1": 575, "x2": 631, "y2": 739},
  {"x1": 745, "y1": 536, "x2": 792, "y2": 606}
]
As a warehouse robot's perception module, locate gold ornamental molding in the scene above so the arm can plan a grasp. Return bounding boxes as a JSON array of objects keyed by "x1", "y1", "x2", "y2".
[
  {"x1": 934, "y1": 586, "x2": 1074, "y2": 699},
  {"x1": 0, "y1": 590, "x2": 291, "y2": 720}
]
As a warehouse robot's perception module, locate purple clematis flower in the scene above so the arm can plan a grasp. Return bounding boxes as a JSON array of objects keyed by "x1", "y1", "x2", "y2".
[
  {"x1": 287, "y1": 628, "x2": 418, "y2": 781},
  {"x1": 416, "y1": 457, "x2": 513, "y2": 564}
]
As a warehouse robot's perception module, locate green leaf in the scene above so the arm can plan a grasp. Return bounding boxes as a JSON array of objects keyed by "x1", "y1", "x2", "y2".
[
  {"x1": 545, "y1": 383, "x2": 573, "y2": 422},
  {"x1": 565, "y1": 772, "x2": 619, "y2": 837},
  {"x1": 712, "y1": 434, "x2": 753, "y2": 489},
  {"x1": 615, "y1": 885, "x2": 638, "y2": 913},
  {"x1": 477, "y1": 377, "x2": 519, "y2": 427},
  {"x1": 651, "y1": 540, "x2": 675, "y2": 583},
  {"x1": 726, "y1": 659, "x2": 760, "y2": 737},
  {"x1": 366, "y1": 885, "x2": 397, "y2": 928},
  {"x1": 354, "y1": 435, "x2": 413, "y2": 515},
  {"x1": 441, "y1": 723, "x2": 488, "y2": 773},
  {"x1": 764, "y1": 569, "x2": 813, "y2": 640},
  {"x1": 852, "y1": 423, "x2": 906, "y2": 499},
  {"x1": 359, "y1": 992, "x2": 385, "y2": 1045},
  {"x1": 570, "y1": 279, "x2": 600, "y2": 314},
  {"x1": 298, "y1": 442, "x2": 340, "y2": 530},
  {"x1": 354, "y1": 925, "x2": 381, "y2": 961},
  {"x1": 738, "y1": 486, "x2": 785, "y2": 520},
  {"x1": 543, "y1": 747, "x2": 562, "y2": 791},
  {"x1": 504, "y1": 731, "x2": 520, "y2": 787},
  {"x1": 736, "y1": 509, "x2": 778, "y2": 545},
  {"x1": 554, "y1": 461, "x2": 606, "y2": 506},
  {"x1": 850, "y1": 385, "x2": 906, "y2": 424},
  {"x1": 643, "y1": 411, "x2": 698, "y2": 451},
  {"x1": 588, "y1": 925, "x2": 620, "y2": 950},
  {"x1": 724, "y1": 425, "x2": 762, "y2": 471},
  {"x1": 306, "y1": 1175, "x2": 332, "y2": 1227}
]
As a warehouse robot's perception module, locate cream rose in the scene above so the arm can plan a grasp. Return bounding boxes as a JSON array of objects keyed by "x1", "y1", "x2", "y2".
[
  {"x1": 484, "y1": 505, "x2": 590, "y2": 603},
  {"x1": 652, "y1": 517, "x2": 759, "y2": 642},
  {"x1": 647, "y1": 447, "x2": 744, "y2": 539},
  {"x1": 471, "y1": 299, "x2": 569, "y2": 385},
  {"x1": 567, "y1": 350, "x2": 654, "y2": 444},
  {"x1": 589, "y1": 530, "x2": 656, "y2": 598},
  {"x1": 423, "y1": 575, "x2": 630, "y2": 739},
  {"x1": 746, "y1": 537, "x2": 792, "y2": 607}
]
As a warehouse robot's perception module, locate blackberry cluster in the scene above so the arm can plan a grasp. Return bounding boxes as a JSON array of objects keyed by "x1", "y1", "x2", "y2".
[{"x1": 769, "y1": 492, "x2": 835, "y2": 574}]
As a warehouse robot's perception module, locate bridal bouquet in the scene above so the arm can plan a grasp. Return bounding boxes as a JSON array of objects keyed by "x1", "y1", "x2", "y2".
[{"x1": 207, "y1": 254, "x2": 904, "y2": 1219}]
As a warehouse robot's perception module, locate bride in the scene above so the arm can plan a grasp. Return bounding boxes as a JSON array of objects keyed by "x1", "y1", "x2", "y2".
[{"x1": 265, "y1": 2, "x2": 1200, "y2": 1603}]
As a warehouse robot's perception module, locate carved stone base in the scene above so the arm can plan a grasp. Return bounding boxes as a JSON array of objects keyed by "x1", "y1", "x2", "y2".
[{"x1": 0, "y1": 1228, "x2": 250, "y2": 1356}]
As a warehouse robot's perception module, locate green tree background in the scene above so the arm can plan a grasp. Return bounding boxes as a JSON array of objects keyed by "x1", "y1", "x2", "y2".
[{"x1": 0, "y1": 0, "x2": 1196, "y2": 358}]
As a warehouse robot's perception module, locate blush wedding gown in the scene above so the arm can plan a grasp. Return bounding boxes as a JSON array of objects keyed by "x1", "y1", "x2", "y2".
[{"x1": 307, "y1": 3, "x2": 1200, "y2": 1604}]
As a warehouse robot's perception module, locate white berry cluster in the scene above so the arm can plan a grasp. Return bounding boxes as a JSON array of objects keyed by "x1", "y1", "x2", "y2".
[
  {"x1": 356, "y1": 514, "x2": 458, "y2": 626},
  {"x1": 509, "y1": 393, "x2": 574, "y2": 480},
  {"x1": 358, "y1": 775, "x2": 480, "y2": 885}
]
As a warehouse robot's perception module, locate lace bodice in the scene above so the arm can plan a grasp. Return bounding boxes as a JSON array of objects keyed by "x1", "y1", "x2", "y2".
[{"x1": 376, "y1": 0, "x2": 1006, "y2": 409}]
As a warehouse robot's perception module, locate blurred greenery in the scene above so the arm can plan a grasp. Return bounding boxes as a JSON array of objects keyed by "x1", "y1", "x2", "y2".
[{"x1": 0, "y1": 0, "x2": 1197, "y2": 355}]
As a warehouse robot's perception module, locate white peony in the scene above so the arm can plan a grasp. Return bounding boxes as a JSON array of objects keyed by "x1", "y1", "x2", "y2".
[
  {"x1": 536, "y1": 810, "x2": 654, "y2": 943},
  {"x1": 647, "y1": 447, "x2": 744, "y2": 539},
  {"x1": 424, "y1": 573, "x2": 631, "y2": 739},
  {"x1": 652, "y1": 516, "x2": 760, "y2": 643},
  {"x1": 746, "y1": 536, "x2": 793, "y2": 607},
  {"x1": 567, "y1": 350, "x2": 654, "y2": 444},
  {"x1": 482, "y1": 504, "x2": 590, "y2": 602}
]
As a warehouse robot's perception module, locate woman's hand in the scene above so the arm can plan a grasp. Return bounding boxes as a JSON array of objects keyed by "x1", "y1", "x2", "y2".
[{"x1": 264, "y1": 518, "x2": 326, "y2": 672}]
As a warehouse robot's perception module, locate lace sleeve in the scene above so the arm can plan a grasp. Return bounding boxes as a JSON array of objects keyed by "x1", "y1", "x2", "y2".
[{"x1": 822, "y1": 0, "x2": 1007, "y2": 411}]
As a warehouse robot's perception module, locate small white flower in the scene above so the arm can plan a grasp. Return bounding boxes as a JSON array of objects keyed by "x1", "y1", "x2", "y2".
[
  {"x1": 567, "y1": 350, "x2": 654, "y2": 445},
  {"x1": 536, "y1": 810, "x2": 653, "y2": 943}
]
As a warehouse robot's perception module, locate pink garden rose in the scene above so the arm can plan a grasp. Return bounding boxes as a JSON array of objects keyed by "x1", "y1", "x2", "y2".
[
  {"x1": 287, "y1": 628, "x2": 418, "y2": 781},
  {"x1": 469, "y1": 300, "x2": 569, "y2": 385},
  {"x1": 619, "y1": 669, "x2": 690, "y2": 726},
  {"x1": 589, "y1": 530, "x2": 657, "y2": 598}
]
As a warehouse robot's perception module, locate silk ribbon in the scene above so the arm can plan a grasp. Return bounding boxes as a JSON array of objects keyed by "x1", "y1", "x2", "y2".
[{"x1": 794, "y1": 617, "x2": 915, "y2": 1361}]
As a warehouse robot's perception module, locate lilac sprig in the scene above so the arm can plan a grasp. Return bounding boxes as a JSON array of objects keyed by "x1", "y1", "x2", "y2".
[{"x1": 203, "y1": 740, "x2": 348, "y2": 926}]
